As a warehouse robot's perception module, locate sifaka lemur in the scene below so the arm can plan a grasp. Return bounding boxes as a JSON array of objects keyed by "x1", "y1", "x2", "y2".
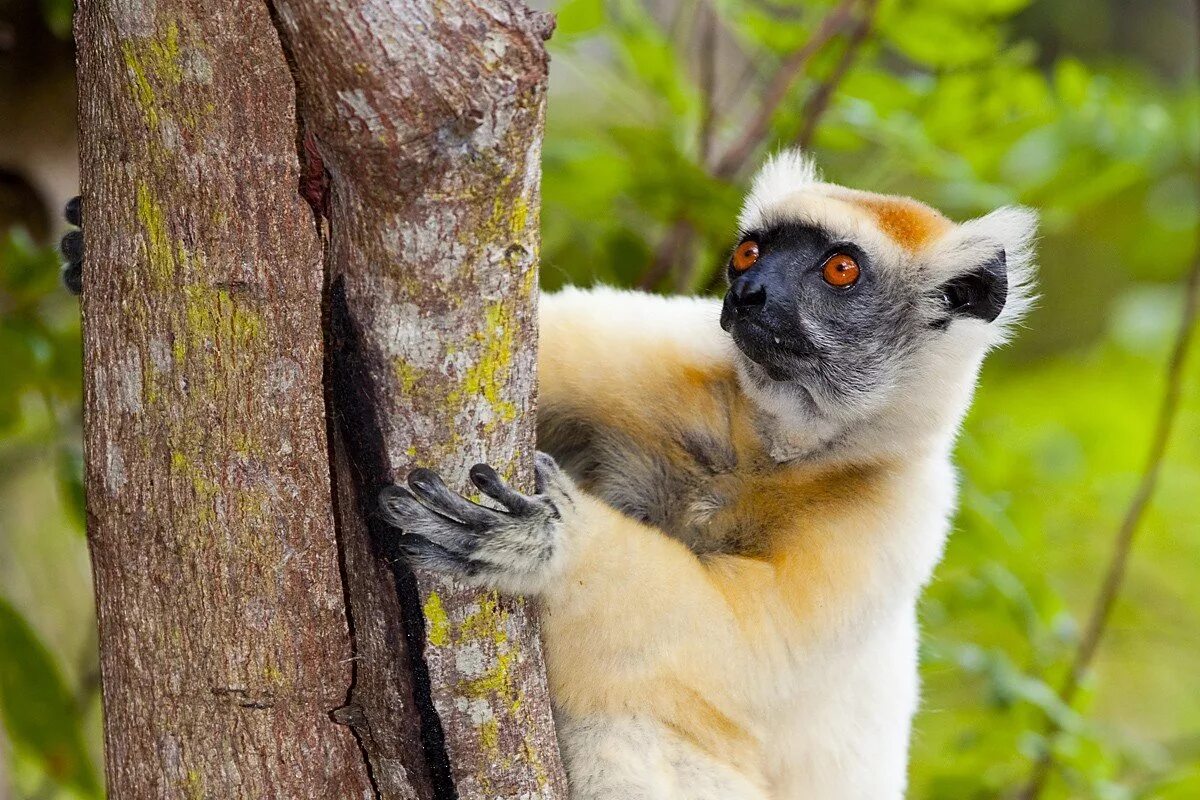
[
  {"x1": 63, "y1": 151, "x2": 1035, "y2": 799},
  {"x1": 379, "y1": 151, "x2": 1036, "y2": 799}
]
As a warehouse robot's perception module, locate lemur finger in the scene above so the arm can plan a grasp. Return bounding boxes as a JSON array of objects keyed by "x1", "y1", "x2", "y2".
[
  {"x1": 469, "y1": 463, "x2": 539, "y2": 517},
  {"x1": 406, "y1": 468, "x2": 499, "y2": 528},
  {"x1": 65, "y1": 196, "x2": 82, "y2": 227},
  {"x1": 61, "y1": 264, "x2": 82, "y2": 296},
  {"x1": 60, "y1": 230, "x2": 83, "y2": 262},
  {"x1": 380, "y1": 485, "x2": 425, "y2": 524},
  {"x1": 401, "y1": 536, "x2": 482, "y2": 578},
  {"x1": 380, "y1": 485, "x2": 479, "y2": 556},
  {"x1": 534, "y1": 451, "x2": 573, "y2": 515},
  {"x1": 61, "y1": 196, "x2": 83, "y2": 296}
]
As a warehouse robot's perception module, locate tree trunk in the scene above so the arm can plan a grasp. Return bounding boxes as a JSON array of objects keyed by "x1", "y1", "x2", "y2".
[
  {"x1": 76, "y1": 1, "x2": 374, "y2": 797},
  {"x1": 78, "y1": 0, "x2": 565, "y2": 797},
  {"x1": 269, "y1": 3, "x2": 568, "y2": 798}
]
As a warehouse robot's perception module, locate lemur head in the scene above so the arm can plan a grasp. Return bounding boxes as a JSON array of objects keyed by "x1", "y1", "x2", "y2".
[{"x1": 723, "y1": 150, "x2": 1036, "y2": 460}]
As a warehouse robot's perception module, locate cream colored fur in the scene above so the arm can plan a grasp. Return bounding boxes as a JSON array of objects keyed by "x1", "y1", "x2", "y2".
[
  {"x1": 526, "y1": 153, "x2": 1036, "y2": 799},
  {"x1": 389, "y1": 151, "x2": 1037, "y2": 799}
]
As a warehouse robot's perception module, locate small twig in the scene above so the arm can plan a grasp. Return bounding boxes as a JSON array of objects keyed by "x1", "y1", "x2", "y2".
[
  {"x1": 1015, "y1": 215, "x2": 1200, "y2": 800},
  {"x1": 795, "y1": 0, "x2": 879, "y2": 150},
  {"x1": 697, "y1": 1, "x2": 718, "y2": 164},
  {"x1": 711, "y1": 0, "x2": 859, "y2": 179},
  {"x1": 638, "y1": 0, "x2": 863, "y2": 291},
  {"x1": 637, "y1": 219, "x2": 695, "y2": 291}
]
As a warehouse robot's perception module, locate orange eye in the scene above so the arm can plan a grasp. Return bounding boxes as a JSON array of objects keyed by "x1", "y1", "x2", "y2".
[
  {"x1": 732, "y1": 241, "x2": 760, "y2": 272},
  {"x1": 821, "y1": 253, "x2": 860, "y2": 287}
]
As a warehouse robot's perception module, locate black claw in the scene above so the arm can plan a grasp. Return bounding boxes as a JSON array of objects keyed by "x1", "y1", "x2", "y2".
[
  {"x1": 65, "y1": 196, "x2": 82, "y2": 227},
  {"x1": 470, "y1": 463, "x2": 535, "y2": 516},
  {"x1": 406, "y1": 467, "x2": 498, "y2": 527}
]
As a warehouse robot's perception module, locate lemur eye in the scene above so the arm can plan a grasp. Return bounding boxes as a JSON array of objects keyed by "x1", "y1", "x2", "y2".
[
  {"x1": 821, "y1": 253, "x2": 860, "y2": 287},
  {"x1": 732, "y1": 241, "x2": 760, "y2": 272}
]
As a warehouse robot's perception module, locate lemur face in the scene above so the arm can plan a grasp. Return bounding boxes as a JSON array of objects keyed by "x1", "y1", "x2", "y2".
[{"x1": 727, "y1": 151, "x2": 1036, "y2": 424}]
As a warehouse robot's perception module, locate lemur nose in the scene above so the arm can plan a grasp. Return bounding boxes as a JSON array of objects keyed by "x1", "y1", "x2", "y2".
[{"x1": 729, "y1": 278, "x2": 767, "y2": 317}]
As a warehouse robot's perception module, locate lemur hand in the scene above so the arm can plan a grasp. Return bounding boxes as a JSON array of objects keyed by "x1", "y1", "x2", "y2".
[
  {"x1": 60, "y1": 196, "x2": 83, "y2": 295},
  {"x1": 380, "y1": 452, "x2": 576, "y2": 596}
]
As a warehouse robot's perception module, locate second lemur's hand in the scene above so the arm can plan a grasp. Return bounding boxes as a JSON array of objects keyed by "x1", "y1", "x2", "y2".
[{"x1": 60, "y1": 196, "x2": 83, "y2": 295}]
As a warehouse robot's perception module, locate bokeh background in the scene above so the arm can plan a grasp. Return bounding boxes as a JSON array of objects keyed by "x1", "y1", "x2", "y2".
[{"x1": 1, "y1": 0, "x2": 1197, "y2": 797}]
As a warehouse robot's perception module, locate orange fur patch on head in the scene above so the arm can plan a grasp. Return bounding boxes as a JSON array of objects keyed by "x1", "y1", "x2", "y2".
[{"x1": 850, "y1": 193, "x2": 951, "y2": 251}]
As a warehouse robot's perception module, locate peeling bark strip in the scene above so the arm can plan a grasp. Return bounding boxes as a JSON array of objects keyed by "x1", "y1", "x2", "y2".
[
  {"x1": 269, "y1": 2, "x2": 567, "y2": 798},
  {"x1": 76, "y1": 1, "x2": 376, "y2": 798}
]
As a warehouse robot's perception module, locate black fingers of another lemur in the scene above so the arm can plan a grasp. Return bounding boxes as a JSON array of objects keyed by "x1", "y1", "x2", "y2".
[{"x1": 60, "y1": 196, "x2": 83, "y2": 295}]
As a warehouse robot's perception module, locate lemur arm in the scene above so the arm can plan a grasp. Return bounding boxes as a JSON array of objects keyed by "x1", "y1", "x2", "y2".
[
  {"x1": 537, "y1": 287, "x2": 731, "y2": 426},
  {"x1": 379, "y1": 453, "x2": 784, "y2": 738}
]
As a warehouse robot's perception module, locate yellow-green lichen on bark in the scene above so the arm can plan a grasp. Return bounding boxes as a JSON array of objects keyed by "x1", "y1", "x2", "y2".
[
  {"x1": 136, "y1": 182, "x2": 174, "y2": 285},
  {"x1": 121, "y1": 21, "x2": 184, "y2": 132},
  {"x1": 393, "y1": 358, "x2": 422, "y2": 395},
  {"x1": 458, "y1": 593, "x2": 509, "y2": 647},
  {"x1": 458, "y1": 649, "x2": 518, "y2": 712},
  {"x1": 424, "y1": 591, "x2": 450, "y2": 647},
  {"x1": 449, "y1": 300, "x2": 518, "y2": 424},
  {"x1": 480, "y1": 717, "x2": 500, "y2": 754},
  {"x1": 182, "y1": 768, "x2": 204, "y2": 800},
  {"x1": 182, "y1": 285, "x2": 263, "y2": 354},
  {"x1": 452, "y1": 595, "x2": 523, "y2": 714}
]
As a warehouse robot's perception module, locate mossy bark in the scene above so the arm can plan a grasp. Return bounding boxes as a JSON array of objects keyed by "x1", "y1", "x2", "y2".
[
  {"x1": 80, "y1": 1, "x2": 564, "y2": 798},
  {"x1": 270, "y1": 2, "x2": 568, "y2": 798},
  {"x1": 76, "y1": 1, "x2": 379, "y2": 798}
]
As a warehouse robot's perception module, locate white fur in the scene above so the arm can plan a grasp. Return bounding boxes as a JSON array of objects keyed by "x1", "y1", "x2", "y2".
[
  {"x1": 739, "y1": 150, "x2": 822, "y2": 232},
  {"x1": 400, "y1": 151, "x2": 1036, "y2": 800},
  {"x1": 538, "y1": 290, "x2": 963, "y2": 799}
]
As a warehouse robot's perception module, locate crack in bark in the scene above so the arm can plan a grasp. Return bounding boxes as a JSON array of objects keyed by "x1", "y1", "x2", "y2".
[
  {"x1": 326, "y1": 278, "x2": 457, "y2": 800},
  {"x1": 257, "y1": 5, "x2": 565, "y2": 798},
  {"x1": 263, "y1": 4, "x2": 384, "y2": 797}
]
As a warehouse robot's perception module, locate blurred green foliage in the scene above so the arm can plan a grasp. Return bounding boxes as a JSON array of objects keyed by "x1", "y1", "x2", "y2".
[
  {"x1": 542, "y1": 0, "x2": 1200, "y2": 797},
  {"x1": 1, "y1": 0, "x2": 1197, "y2": 798}
]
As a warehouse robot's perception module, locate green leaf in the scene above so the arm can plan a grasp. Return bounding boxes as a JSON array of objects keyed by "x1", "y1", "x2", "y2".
[
  {"x1": 554, "y1": 0, "x2": 605, "y2": 39},
  {"x1": 0, "y1": 597, "x2": 100, "y2": 796}
]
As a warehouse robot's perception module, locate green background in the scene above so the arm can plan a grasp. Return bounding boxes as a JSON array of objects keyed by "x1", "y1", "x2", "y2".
[{"x1": 1, "y1": 0, "x2": 1197, "y2": 797}]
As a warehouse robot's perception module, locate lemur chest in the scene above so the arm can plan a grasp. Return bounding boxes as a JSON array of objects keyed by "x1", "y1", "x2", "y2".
[{"x1": 544, "y1": 421, "x2": 777, "y2": 556}]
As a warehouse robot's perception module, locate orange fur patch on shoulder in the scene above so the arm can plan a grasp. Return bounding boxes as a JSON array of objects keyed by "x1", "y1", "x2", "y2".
[{"x1": 851, "y1": 193, "x2": 951, "y2": 251}]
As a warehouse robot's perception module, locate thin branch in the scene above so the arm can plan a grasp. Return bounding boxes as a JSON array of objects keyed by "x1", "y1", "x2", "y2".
[
  {"x1": 639, "y1": 0, "x2": 865, "y2": 291},
  {"x1": 1015, "y1": 217, "x2": 1200, "y2": 800},
  {"x1": 711, "y1": 0, "x2": 859, "y2": 180},
  {"x1": 637, "y1": 219, "x2": 695, "y2": 290},
  {"x1": 795, "y1": 0, "x2": 879, "y2": 150},
  {"x1": 697, "y1": 1, "x2": 719, "y2": 164}
]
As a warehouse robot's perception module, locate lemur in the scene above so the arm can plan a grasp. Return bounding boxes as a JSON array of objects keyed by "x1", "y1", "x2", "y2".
[
  {"x1": 380, "y1": 152, "x2": 1036, "y2": 799},
  {"x1": 63, "y1": 151, "x2": 1034, "y2": 799}
]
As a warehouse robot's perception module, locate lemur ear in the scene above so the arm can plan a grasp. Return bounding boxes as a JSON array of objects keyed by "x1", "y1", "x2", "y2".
[
  {"x1": 939, "y1": 250, "x2": 1007, "y2": 323},
  {"x1": 935, "y1": 206, "x2": 1038, "y2": 329}
]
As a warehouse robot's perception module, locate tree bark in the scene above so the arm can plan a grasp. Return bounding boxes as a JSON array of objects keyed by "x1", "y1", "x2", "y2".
[
  {"x1": 76, "y1": 1, "x2": 374, "y2": 797},
  {"x1": 269, "y1": 2, "x2": 568, "y2": 798},
  {"x1": 80, "y1": 1, "x2": 565, "y2": 798}
]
